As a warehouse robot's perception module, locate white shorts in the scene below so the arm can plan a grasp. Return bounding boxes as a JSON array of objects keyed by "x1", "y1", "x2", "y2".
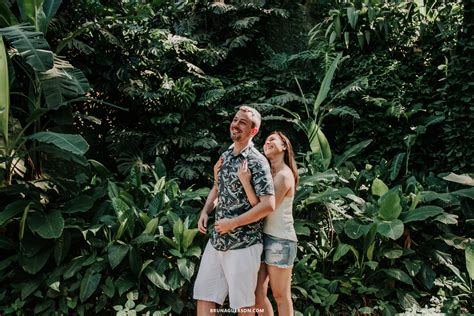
[{"x1": 193, "y1": 241, "x2": 263, "y2": 309}]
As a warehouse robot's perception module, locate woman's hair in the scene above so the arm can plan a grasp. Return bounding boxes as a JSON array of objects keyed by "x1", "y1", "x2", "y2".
[{"x1": 270, "y1": 131, "x2": 299, "y2": 187}]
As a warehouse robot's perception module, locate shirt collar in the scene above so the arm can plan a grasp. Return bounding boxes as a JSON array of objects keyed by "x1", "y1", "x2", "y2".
[{"x1": 228, "y1": 141, "x2": 254, "y2": 158}]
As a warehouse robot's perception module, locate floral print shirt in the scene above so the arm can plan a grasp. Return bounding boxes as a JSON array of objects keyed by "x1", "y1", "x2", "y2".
[{"x1": 211, "y1": 142, "x2": 274, "y2": 251}]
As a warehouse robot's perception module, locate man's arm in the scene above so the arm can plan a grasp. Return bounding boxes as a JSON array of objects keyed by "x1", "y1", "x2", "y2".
[
  {"x1": 197, "y1": 185, "x2": 218, "y2": 234},
  {"x1": 214, "y1": 194, "x2": 275, "y2": 234}
]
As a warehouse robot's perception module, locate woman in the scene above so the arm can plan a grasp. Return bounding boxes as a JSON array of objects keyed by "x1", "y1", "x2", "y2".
[{"x1": 214, "y1": 131, "x2": 298, "y2": 315}]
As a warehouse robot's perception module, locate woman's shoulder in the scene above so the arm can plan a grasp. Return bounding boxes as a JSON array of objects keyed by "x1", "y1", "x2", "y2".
[
  {"x1": 274, "y1": 166, "x2": 295, "y2": 189},
  {"x1": 278, "y1": 165, "x2": 294, "y2": 179}
]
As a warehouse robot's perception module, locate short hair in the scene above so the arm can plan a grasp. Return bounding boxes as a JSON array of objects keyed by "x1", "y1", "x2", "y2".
[{"x1": 238, "y1": 105, "x2": 261, "y2": 130}]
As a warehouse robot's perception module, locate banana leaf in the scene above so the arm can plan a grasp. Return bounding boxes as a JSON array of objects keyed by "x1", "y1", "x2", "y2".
[
  {"x1": 0, "y1": 23, "x2": 53, "y2": 71},
  {"x1": 0, "y1": 36, "x2": 8, "y2": 144},
  {"x1": 39, "y1": 56, "x2": 90, "y2": 109}
]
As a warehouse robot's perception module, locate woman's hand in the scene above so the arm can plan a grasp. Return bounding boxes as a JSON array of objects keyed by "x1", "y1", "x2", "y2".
[
  {"x1": 215, "y1": 218, "x2": 238, "y2": 235},
  {"x1": 237, "y1": 160, "x2": 252, "y2": 185},
  {"x1": 213, "y1": 157, "x2": 224, "y2": 185}
]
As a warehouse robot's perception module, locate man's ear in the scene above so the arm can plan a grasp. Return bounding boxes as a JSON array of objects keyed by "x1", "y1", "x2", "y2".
[{"x1": 251, "y1": 127, "x2": 259, "y2": 136}]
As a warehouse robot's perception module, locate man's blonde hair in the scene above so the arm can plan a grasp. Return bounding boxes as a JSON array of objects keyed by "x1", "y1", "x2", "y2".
[{"x1": 238, "y1": 105, "x2": 261, "y2": 130}]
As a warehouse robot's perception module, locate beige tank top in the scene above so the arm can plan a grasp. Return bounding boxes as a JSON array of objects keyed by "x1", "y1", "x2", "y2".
[{"x1": 263, "y1": 196, "x2": 297, "y2": 241}]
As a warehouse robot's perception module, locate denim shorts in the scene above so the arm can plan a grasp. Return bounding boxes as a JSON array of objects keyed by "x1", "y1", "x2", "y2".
[{"x1": 262, "y1": 234, "x2": 297, "y2": 268}]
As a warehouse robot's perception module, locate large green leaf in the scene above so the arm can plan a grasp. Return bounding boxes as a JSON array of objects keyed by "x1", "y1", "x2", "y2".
[
  {"x1": 451, "y1": 188, "x2": 474, "y2": 199},
  {"x1": 17, "y1": 0, "x2": 46, "y2": 32},
  {"x1": 63, "y1": 195, "x2": 96, "y2": 213},
  {"x1": 0, "y1": 36, "x2": 8, "y2": 145},
  {"x1": 313, "y1": 52, "x2": 343, "y2": 114},
  {"x1": 177, "y1": 258, "x2": 195, "y2": 282},
  {"x1": 401, "y1": 205, "x2": 445, "y2": 223},
  {"x1": 419, "y1": 263, "x2": 435, "y2": 289},
  {"x1": 42, "y1": 0, "x2": 62, "y2": 27},
  {"x1": 372, "y1": 178, "x2": 388, "y2": 197},
  {"x1": 390, "y1": 153, "x2": 406, "y2": 181},
  {"x1": 33, "y1": 144, "x2": 89, "y2": 166},
  {"x1": 376, "y1": 219, "x2": 404, "y2": 240},
  {"x1": 0, "y1": 2, "x2": 19, "y2": 26},
  {"x1": 28, "y1": 131, "x2": 89, "y2": 155},
  {"x1": 144, "y1": 266, "x2": 169, "y2": 290},
  {"x1": 108, "y1": 244, "x2": 129, "y2": 269},
  {"x1": 0, "y1": 24, "x2": 53, "y2": 71},
  {"x1": 19, "y1": 248, "x2": 51, "y2": 274},
  {"x1": 441, "y1": 173, "x2": 474, "y2": 186},
  {"x1": 383, "y1": 268, "x2": 414, "y2": 287},
  {"x1": 0, "y1": 200, "x2": 30, "y2": 226},
  {"x1": 28, "y1": 209, "x2": 64, "y2": 238},
  {"x1": 307, "y1": 121, "x2": 332, "y2": 169},
  {"x1": 39, "y1": 56, "x2": 90, "y2": 109},
  {"x1": 334, "y1": 139, "x2": 372, "y2": 168},
  {"x1": 182, "y1": 228, "x2": 198, "y2": 250},
  {"x1": 333, "y1": 243, "x2": 352, "y2": 262},
  {"x1": 53, "y1": 230, "x2": 71, "y2": 266},
  {"x1": 378, "y1": 186, "x2": 402, "y2": 220},
  {"x1": 344, "y1": 219, "x2": 369, "y2": 239},
  {"x1": 79, "y1": 268, "x2": 101, "y2": 303},
  {"x1": 21, "y1": 280, "x2": 40, "y2": 300},
  {"x1": 466, "y1": 242, "x2": 474, "y2": 280}
]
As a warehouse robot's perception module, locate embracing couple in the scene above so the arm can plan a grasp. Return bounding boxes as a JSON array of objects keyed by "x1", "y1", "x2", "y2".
[{"x1": 193, "y1": 106, "x2": 299, "y2": 315}]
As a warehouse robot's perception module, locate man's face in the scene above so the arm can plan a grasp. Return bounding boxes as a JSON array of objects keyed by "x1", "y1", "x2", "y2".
[{"x1": 230, "y1": 110, "x2": 255, "y2": 142}]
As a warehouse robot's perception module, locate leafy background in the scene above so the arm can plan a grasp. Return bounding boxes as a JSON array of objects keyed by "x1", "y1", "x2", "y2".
[{"x1": 1, "y1": 0, "x2": 473, "y2": 314}]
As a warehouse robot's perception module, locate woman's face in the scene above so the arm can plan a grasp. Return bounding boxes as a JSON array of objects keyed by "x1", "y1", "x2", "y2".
[{"x1": 263, "y1": 133, "x2": 286, "y2": 158}]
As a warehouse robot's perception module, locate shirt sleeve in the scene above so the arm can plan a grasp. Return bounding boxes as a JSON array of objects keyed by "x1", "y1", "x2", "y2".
[{"x1": 250, "y1": 156, "x2": 274, "y2": 197}]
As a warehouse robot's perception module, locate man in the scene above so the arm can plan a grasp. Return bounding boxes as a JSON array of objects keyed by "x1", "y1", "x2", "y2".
[{"x1": 193, "y1": 106, "x2": 275, "y2": 315}]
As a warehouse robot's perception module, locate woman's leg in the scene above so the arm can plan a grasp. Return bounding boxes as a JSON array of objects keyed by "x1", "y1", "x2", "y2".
[
  {"x1": 267, "y1": 265, "x2": 293, "y2": 315},
  {"x1": 255, "y1": 263, "x2": 274, "y2": 316}
]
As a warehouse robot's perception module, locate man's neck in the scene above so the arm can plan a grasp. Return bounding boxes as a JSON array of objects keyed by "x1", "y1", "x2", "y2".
[{"x1": 232, "y1": 139, "x2": 252, "y2": 155}]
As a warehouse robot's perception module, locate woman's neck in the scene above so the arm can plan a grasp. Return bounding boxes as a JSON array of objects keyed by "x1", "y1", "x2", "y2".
[{"x1": 269, "y1": 155, "x2": 285, "y2": 175}]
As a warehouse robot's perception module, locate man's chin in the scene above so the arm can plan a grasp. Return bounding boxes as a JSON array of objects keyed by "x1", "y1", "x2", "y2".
[{"x1": 230, "y1": 134, "x2": 241, "y2": 141}]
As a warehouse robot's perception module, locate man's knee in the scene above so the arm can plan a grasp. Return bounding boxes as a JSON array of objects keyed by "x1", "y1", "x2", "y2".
[{"x1": 196, "y1": 300, "x2": 216, "y2": 316}]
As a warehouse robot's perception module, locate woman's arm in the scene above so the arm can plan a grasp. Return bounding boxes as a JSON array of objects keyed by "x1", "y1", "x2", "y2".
[{"x1": 237, "y1": 160, "x2": 260, "y2": 207}]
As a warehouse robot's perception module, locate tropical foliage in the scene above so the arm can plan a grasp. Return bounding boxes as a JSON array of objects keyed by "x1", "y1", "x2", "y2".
[{"x1": 1, "y1": 0, "x2": 473, "y2": 314}]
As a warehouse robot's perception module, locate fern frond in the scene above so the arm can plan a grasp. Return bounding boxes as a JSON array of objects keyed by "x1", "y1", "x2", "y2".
[
  {"x1": 327, "y1": 106, "x2": 360, "y2": 119},
  {"x1": 232, "y1": 17, "x2": 260, "y2": 31},
  {"x1": 287, "y1": 50, "x2": 322, "y2": 64},
  {"x1": 263, "y1": 53, "x2": 289, "y2": 71},
  {"x1": 174, "y1": 163, "x2": 199, "y2": 180},
  {"x1": 70, "y1": 39, "x2": 95, "y2": 55},
  {"x1": 193, "y1": 137, "x2": 219, "y2": 149},
  {"x1": 266, "y1": 91, "x2": 308, "y2": 106},
  {"x1": 328, "y1": 76, "x2": 368, "y2": 105},
  {"x1": 264, "y1": 8, "x2": 290, "y2": 18},
  {"x1": 151, "y1": 113, "x2": 181, "y2": 125},
  {"x1": 197, "y1": 88, "x2": 225, "y2": 107},
  {"x1": 225, "y1": 35, "x2": 252, "y2": 50},
  {"x1": 209, "y1": 2, "x2": 236, "y2": 14}
]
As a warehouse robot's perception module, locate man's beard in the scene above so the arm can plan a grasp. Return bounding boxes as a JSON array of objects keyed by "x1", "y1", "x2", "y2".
[{"x1": 230, "y1": 131, "x2": 241, "y2": 141}]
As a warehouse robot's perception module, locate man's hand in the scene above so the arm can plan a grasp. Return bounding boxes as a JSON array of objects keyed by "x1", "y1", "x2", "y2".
[
  {"x1": 198, "y1": 212, "x2": 209, "y2": 234},
  {"x1": 215, "y1": 218, "x2": 237, "y2": 235}
]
